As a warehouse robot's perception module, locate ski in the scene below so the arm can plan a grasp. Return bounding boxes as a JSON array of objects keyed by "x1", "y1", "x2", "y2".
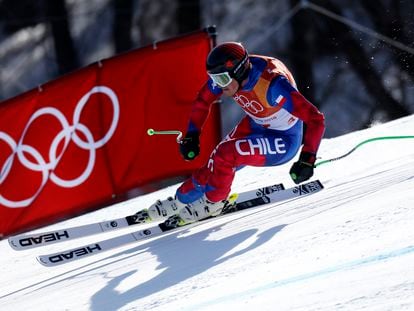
[
  {"x1": 9, "y1": 182, "x2": 285, "y2": 251},
  {"x1": 37, "y1": 180, "x2": 323, "y2": 267},
  {"x1": 37, "y1": 222, "x2": 196, "y2": 267}
]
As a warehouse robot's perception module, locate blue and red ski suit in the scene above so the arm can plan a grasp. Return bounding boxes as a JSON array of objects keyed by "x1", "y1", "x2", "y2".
[{"x1": 177, "y1": 55, "x2": 325, "y2": 203}]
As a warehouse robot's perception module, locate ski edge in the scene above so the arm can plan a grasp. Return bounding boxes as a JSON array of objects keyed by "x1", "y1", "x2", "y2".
[
  {"x1": 36, "y1": 180, "x2": 324, "y2": 267},
  {"x1": 9, "y1": 183, "x2": 285, "y2": 251}
]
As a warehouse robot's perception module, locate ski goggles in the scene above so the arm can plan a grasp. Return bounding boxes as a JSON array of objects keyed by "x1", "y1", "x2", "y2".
[{"x1": 208, "y1": 71, "x2": 233, "y2": 88}]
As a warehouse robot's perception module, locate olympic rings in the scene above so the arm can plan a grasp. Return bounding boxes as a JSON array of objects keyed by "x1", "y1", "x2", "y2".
[
  {"x1": 0, "y1": 86, "x2": 120, "y2": 208},
  {"x1": 234, "y1": 94, "x2": 264, "y2": 114}
]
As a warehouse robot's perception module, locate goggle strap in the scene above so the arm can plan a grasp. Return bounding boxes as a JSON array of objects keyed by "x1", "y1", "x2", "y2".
[{"x1": 233, "y1": 53, "x2": 248, "y2": 75}]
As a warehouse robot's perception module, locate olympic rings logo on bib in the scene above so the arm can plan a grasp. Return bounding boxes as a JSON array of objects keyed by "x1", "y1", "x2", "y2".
[
  {"x1": 233, "y1": 94, "x2": 264, "y2": 114},
  {"x1": 0, "y1": 86, "x2": 120, "y2": 208}
]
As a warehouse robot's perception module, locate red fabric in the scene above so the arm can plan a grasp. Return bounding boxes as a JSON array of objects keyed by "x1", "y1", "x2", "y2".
[
  {"x1": 189, "y1": 55, "x2": 325, "y2": 154},
  {"x1": 290, "y1": 92, "x2": 325, "y2": 153},
  {"x1": 0, "y1": 30, "x2": 220, "y2": 237},
  {"x1": 195, "y1": 117, "x2": 267, "y2": 201},
  {"x1": 176, "y1": 55, "x2": 325, "y2": 203},
  {"x1": 178, "y1": 115, "x2": 303, "y2": 202},
  {"x1": 188, "y1": 82, "x2": 221, "y2": 132}
]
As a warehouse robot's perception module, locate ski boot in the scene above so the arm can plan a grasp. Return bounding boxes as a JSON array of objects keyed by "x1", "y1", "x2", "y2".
[
  {"x1": 146, "y1": 196, "x2": 186, "y2": 221},
  {"x1": 178, "y1": 195, "x2": 235, "y2": 224},
  {"x1": 158, "y1": 194, "x2": 237, "y2": 230}
]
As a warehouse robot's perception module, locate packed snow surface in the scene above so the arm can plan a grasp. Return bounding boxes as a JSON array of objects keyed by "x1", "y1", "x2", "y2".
[{"x1": 1, "y1": 115, "x2": 414, "y2": 310}]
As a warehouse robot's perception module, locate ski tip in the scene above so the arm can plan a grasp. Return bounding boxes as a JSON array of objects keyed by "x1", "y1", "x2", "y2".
[
  {"x1": 8, "y1": 237, "x2": 20, "y2": 251},
  {"x1": 36, "y1": 256, "x2": 47, "y2": 266},
  {"x1": 37, "y1": 256, "x2": 53, "y2": 267}
]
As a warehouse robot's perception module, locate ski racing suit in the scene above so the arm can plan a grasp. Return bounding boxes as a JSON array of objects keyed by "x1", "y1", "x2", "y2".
[{"x1": 176, "y1": 55, "x2": 325, "y2": 204}]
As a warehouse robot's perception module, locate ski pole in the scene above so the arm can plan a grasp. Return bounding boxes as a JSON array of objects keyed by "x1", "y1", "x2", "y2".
[
  {"x1": 147, "y1": 128, "x2": 197, "y2": 159},
  {"x1": 146, "y1": 128, "x2": 183, "y2": 143}
]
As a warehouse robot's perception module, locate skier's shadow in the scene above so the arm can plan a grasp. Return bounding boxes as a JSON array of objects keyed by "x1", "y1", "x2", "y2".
[{"x1": 90, "y1": 223, "x2": 286, "y2": 311}]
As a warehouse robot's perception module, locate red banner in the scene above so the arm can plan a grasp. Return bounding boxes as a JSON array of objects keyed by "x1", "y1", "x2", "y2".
[{"x1": 0, "y1": 30, "x2": 220, "y2": 237}]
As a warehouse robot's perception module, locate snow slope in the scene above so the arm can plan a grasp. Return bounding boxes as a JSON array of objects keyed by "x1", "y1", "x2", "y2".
[{"x1": 1, "y1": 115, "x2": 414, "y2": 311}]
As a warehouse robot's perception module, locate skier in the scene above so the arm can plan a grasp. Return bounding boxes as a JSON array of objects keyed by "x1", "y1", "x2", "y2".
[{"x1": 147, "y1": 42, "x2": 325, "y2": 226}]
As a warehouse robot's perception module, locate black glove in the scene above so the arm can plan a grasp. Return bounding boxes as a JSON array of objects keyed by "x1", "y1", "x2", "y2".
[
  {"x1": 289, "y1": 151, "x2": 316, "y2": 184},
  {"x1": 179, "y1": 131, "x2": 200, "y2": 161}
]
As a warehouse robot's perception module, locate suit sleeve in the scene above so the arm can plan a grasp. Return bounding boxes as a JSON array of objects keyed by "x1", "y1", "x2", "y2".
[
  {"x1": 187, "y1": 80, "x2": 222, "y2": 133},
  {"x1": 290, "y1": 91, "x2": 325, "y2": 154}
]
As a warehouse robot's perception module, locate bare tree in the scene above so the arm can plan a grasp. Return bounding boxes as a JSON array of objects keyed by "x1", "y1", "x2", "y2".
[
  {"x1": 359, "y1": 1, "x2": 414, "y2": 82},
  {"x1": 136, "y1": 1, "x2": 177, "y2": 46},
  {"x1": 289, "y1": 0, "x2": 317, "y2": 106},
  {"x1": 113, "y1": 0, "x2": 134, "y2": 53},
  {"x1": 311, "y1": 0, "x2": 410, "y2": 120},
  {"x1": 45, "y1": 0, "x2": 79, "y2": 75},
  {"x1": 176, "y1": 0, "x2": 201, "y2": 34}
]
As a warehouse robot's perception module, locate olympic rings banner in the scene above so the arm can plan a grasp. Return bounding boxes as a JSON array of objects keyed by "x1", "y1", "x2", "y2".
[{"x1": 0, "y1": 29, "x2": 220, "y2": 237}]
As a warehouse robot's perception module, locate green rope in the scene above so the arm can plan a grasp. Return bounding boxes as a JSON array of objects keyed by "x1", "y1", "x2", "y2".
[{"x1": 315, "y1": 135, "x2": 414, "y2": 167}]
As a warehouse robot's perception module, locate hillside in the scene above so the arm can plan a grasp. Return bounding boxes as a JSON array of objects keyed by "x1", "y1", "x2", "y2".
[{"x1": 0, "y1": 115, "x2": 413, "y2": 311}]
